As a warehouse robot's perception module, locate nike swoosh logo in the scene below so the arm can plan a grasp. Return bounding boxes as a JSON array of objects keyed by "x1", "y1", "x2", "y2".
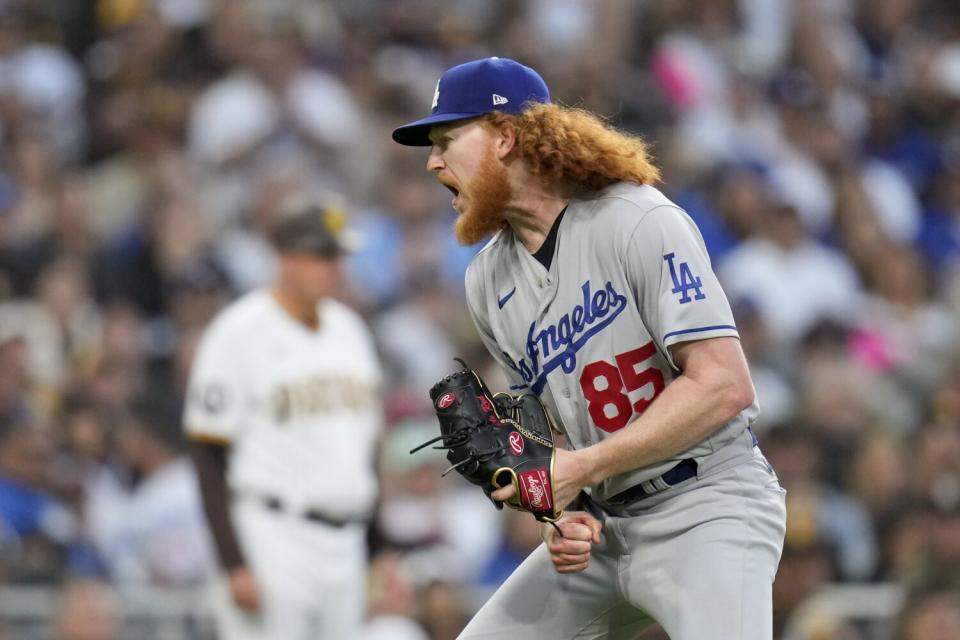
[{"x1": 497, "y1": 287, "x2": 517, "y2": 309}]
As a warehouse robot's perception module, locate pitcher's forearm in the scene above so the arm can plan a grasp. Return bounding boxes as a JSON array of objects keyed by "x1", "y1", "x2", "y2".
[{"x1": 581, "y1": 373, "x2": 752, "y2": 486}]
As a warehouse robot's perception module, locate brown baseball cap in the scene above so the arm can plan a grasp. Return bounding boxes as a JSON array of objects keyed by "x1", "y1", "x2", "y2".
[{"x1": 268, "y1": 203, "x2": 359, "y2": 257}]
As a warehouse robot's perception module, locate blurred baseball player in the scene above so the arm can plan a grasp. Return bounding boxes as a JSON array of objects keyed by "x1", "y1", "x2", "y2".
[
  {"x1": 184, "y1": 201, "x2": 383, "y2": 639},
  {"x1": 393, "y1": 57, "x2": 787, "y2": 639}
]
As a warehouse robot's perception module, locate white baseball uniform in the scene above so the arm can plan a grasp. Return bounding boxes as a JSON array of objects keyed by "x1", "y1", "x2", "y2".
[
  {"x1": 184, "y1": 289, "x2": 383, "y2": 639},
  {"x1": 460, "y1": 183, "x2": 786, "y2": 639}
]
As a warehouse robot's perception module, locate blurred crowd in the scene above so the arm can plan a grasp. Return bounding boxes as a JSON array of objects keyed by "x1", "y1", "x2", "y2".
[{"x1": 0, "y1": 0, "x2": 959, "y2": 638}]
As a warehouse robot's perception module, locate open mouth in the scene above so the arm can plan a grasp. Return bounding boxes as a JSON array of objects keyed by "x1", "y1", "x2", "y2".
[{"x1": 440, "y1": 181, "x2": 461, "y2": 210}]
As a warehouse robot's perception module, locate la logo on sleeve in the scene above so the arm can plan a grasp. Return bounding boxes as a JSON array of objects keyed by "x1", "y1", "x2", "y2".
[{"x1": 663, "y1": 253, "x2": 705, "y2": 304}]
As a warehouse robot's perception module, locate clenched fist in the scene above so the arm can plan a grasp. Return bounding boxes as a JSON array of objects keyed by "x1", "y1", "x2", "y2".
[{"x1": 542, "y1": 511, "x2": 602, "y2": 574}]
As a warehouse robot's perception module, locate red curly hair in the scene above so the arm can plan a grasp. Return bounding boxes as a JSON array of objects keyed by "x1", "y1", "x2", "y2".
[{"x1": 483, "y1": 103, "x2": 661, "y2": 190}]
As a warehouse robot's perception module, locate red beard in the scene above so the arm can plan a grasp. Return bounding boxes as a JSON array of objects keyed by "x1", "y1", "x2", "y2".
[{"x1": 453, "y1": 145, "x2": 512, "y2": 246}]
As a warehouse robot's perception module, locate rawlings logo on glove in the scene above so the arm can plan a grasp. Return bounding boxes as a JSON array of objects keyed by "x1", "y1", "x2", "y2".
[{"x1": 411, "y1": 359, "x2": 562, "y2": 523}]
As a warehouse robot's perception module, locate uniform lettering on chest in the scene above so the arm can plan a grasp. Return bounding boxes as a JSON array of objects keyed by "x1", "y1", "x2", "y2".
[
  {"x1": 273, "y1": 377, "x2": 374, "y2": 423},
  {"x1": 506, "y1": 280, "x2": 628, "y2": 394}
]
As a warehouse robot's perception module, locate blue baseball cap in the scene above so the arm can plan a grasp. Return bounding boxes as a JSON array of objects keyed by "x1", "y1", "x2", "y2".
[{"x1": 392, "y1": 57, "x2": 550, "y2": 146}]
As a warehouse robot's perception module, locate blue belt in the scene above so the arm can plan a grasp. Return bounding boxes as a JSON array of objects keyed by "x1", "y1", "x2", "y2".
[
  {"x1": 599, "y1": 429, "x2": 757, "y2": 507},
  {"x1": 603, "y1": 458, "x2": 699, "y2": 506}
]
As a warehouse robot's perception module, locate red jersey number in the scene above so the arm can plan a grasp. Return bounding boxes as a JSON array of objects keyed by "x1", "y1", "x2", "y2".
[{"x1": 579, "y1": 341, "x2": 665, "y2": 432}]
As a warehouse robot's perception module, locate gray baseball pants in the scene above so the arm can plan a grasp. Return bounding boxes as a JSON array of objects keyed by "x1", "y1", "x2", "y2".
[{"x1": 459, "y1": 441, "x2": 787, "y2": 639}]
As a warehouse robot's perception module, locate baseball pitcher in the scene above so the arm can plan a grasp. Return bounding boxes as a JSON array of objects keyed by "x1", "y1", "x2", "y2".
[{"x1": 394, "y1": 57, "x2": 787, "y2": 640}]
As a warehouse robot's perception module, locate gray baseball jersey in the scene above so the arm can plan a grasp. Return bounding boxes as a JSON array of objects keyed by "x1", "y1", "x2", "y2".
[{"x1": 465, "y1": 182, "x2": 757, "y2": 502}]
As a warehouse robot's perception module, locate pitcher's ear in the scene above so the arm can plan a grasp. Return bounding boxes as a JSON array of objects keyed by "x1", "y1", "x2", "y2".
[{"x1": 495, "y1": 124, "x2": 517, "y2": 160}]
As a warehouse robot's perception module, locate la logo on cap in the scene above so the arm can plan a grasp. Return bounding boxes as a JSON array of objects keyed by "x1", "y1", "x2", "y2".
[
  {"x1": 492, "y1": 94, "x2": 509, "y2": 106},
  {"x1": 431, "y1": 80, "x2": 440, "y2": 110}
]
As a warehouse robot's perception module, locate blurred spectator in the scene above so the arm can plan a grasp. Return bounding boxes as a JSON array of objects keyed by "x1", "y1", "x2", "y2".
[
  {"x1": 0, "y1": 334, "x2": 29, "y2": 419},
  {"x1": 0, "y1": 414, "x2": 84, "y2": 583},
  {"x1": 0, "y1": 173, "x2": 107, "y2": 298},
  {"x1": 84, "y1": 395, "x2": 213, "y2": 586},
  {"x1": 95, "y1": 302, "x2": 146, "y2": 372},
  {"x1": 911, "y1": 422, "x2": 960, "y2": 515},
  {"x1": 375, "y1": 418, "x2": 501, "y2": 585},
  {"x1": 3, "y1": 133, "x2": 63, "y2": 247},
  {"x1": 896, "y1": 588, "x2": 960, "y2": 640},
  {"x1": 210, "y1": 164, "x2": 294, "y2": 294},
  {"x1": 362, "y1": 552, "x2": 430, "y2": 640},
  {"x1": 796, "y1": 326, "x2": 882, "y2": 449},
  {"x1": 925, "y1": 507, "x2": 960, "y2": 590},
  {"x1": 47, "y1": 395, "x2": 113, "y2": 513},
  {"x1": 773, "y1": 541, "x2": 836, "y2": 638},
  {"x1": 0, "y1": 8, "x2": 86, "y2": 161},
  {"x1": 763, "y1": 426, "x2": 877, "y2": 581},
  {"x1": 54, "y1": 578, "x2": 120, "y2": 640},
  {"x1": 917, "y1": 163, "x2": 960, "y2": 273},
  {"x1": 347, "y1": 155, "x2": 480, "y2": 312},
  {"x1": 476, "y1": 507, "x2": 544, "y2": 588},
  {"x1": 165, "y1": 254, "x2": 234, "y2": 334},
  {"x1": 416, "y1": 580, "x2": 470, "y2": 640},
  {"x1": 882, "y1": 504, "x2": 937, "y2": 588},
  {"x1": 863, "y1": 89, "x2": 941, "y2": 194},
  {"x1": 373, "y1": 269, "x2": 463, "y2": 394},
  {"x1": 719, "y1": 201, "x2": 864, "y2": 346},
  {"x1": 731, "y1": 298, "x2": 796, "y2": 431},
  {"x1": 101, "y1": 191, "x2": 215, "y2": 321},
  {"x1": 784, "y1": 605, "x2": 867, "y2": 640},
  {"x1": 188, "y1": 1, "x2": 366, "y2": 229},
  {"x1": 0, "y1": 256, "x2": 102, "y2": 401},
  {"x1": 853, "y1": 244, "x2": 959, "y2": 392},
  {"x1": 847, "y1": 433, "x2": 910, "y2": 539},
  {"x1": 708, "y1": 168, "x2": 771, "y2": 245},
  {"x1": 831, "y1": 168, "x2": 893, "y2": 280}
]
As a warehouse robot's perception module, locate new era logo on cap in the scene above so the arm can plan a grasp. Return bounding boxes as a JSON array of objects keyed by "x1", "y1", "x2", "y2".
[{"x1": 392, "y1": 57, "x2": 551, "y2": 146}]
